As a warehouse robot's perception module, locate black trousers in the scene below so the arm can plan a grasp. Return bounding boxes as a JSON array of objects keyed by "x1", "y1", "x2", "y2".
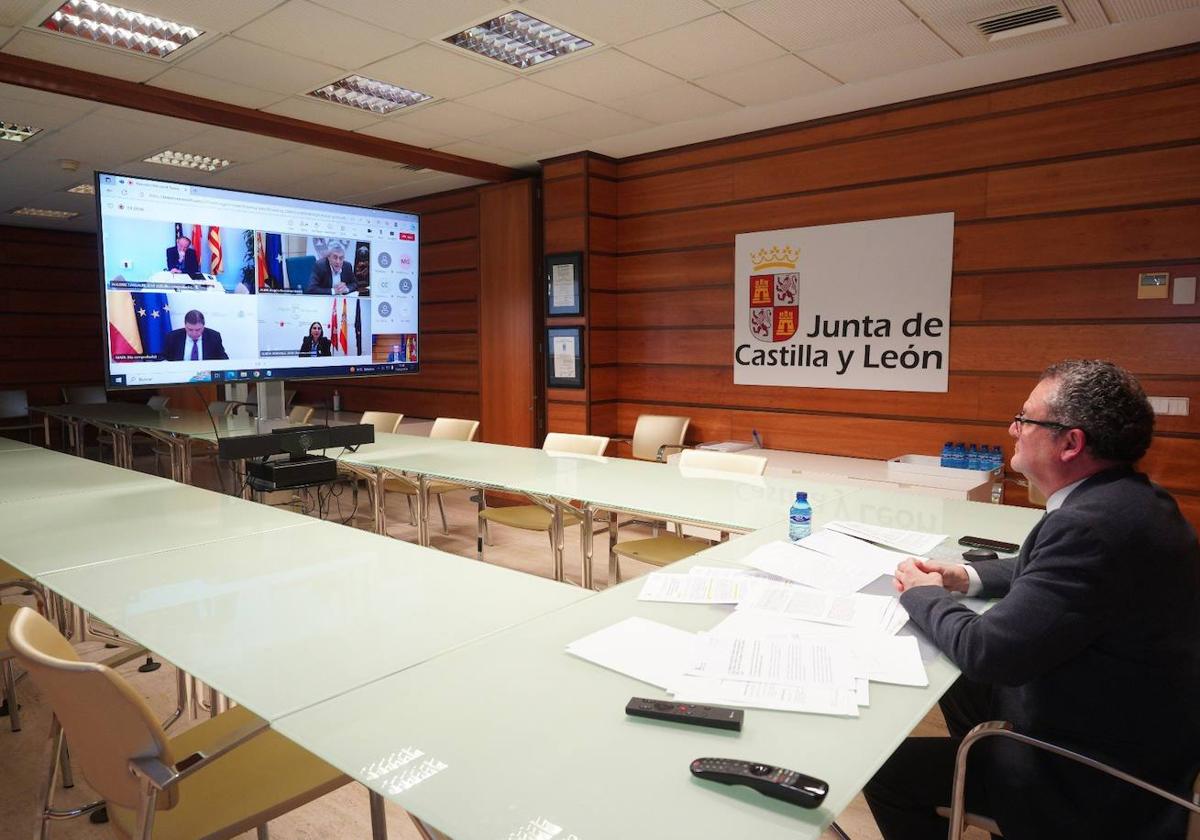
[{"x1": 863, "y1": 676, "x2": 996, "y2": 840}]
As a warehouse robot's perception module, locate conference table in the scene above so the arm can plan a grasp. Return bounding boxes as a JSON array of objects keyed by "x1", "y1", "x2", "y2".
[{"x1": 0, "y1": 437, "x2": 1042, "y2": 839}]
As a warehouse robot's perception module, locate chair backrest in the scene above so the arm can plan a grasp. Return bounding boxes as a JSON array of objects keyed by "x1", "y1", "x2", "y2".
[
  {"x1": 679, "y1": 448, "x2": 768, "y2": 476},
  {"x1": 146, "y1": 395, "x2": 169, "y2": 411},
  {"x1": 208, "y1": 401, "x2": 235, "y2": 417},
  {"x1": 0, "y1": 389, "x2": 30, "y2": 420},
  {"x1": 290, "y1": 404, "x2": 315, "y2": 424},
  {"x1": 284, "y1": 255, "x2": 316, "y2": 291},
  {"x1": 283, "y1": 389, "x2": 297, "y2": 408},
  {"x1": 7, "y1": 607, "x2": 178, "y2": 810},
  {"x1": 631, "y1": 414, "x2": 690, "y2": 461},
  {"x1": 430, "y1": 417, "x2": 480, "y2": 442},
  {"x1": 543, "y1": 432, "x2": 610, "y2": 456},
  {"x1": 62, "y1": 385, "x2": 107, "y2": 405},
  {"x1": 361, "y1": 411, "x2": 403, "y2": 434}
]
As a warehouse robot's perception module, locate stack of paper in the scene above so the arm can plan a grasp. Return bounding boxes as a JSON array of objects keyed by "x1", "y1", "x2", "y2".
[
  {"x1": 637, "y1": 567, "x2": 778, "y2": 604},
  {"x1": 736, "y1": 581, "x2": 908, "y2": 635},
  {"x1": 825, "y1": 520, "x2": 947, "y2": 555},
  {"x1": 742, "y1": 539, "x2": 892, "y2": 594}
]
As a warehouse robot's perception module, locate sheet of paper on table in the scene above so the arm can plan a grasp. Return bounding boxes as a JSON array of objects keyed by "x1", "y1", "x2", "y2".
[
  {"x1": 736, "y1": 582, "x2": 908, "y2": 634},
  {"x1": 825, "y1": 520, "x2": 947, "y2": 556},
  {"x1": 741, "y1": 539, "x2": 887, "y2": 594},
  {"x1": 566, "y1": 616, "x2": 693, "y2": 690}
]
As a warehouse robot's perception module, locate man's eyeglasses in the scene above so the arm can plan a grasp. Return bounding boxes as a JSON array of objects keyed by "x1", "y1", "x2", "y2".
[{"x1": 1012, "y1": 414, "x2": 1071, "y2": 432}]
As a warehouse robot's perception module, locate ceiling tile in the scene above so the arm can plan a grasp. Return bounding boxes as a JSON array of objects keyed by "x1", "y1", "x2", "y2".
[
  {"x1": 1, "y1": 29, "x2": 167, "y2": 82},
  {"x1": 529, "y1": 48, "x2": 681, "y2": 102},
  {"x1": 455, "y1": 78, "x2": 591, "y2": 122},
  {"x1": 613, "y1": 83, "x2": 740, "y2": 123},
  {"x1": 11, "y1": 111, "x2": 207, "y2": 169},
  {"x1": 695, "y1": 54, "x2": 839, "y2": 105},
  {"x1": 128, "y1": 0, "x2": 287, "y2": 34},
  {"x1": 1102, "y1": 0, "x2": 1200, "y2": 21},
  {"x1": 261, "y1": 96, "x2": 384, "y2": 130},
  {"x1": 801, "y1": 21, "x2": 959, "y2": 83},
  {"x1": 522, "y1": 0, "x2": 715, "y2": 44},
  {"x1": 533, "y1": 103, "x2": 656, "y2": 140},
  {"x1": 0, "y1": 25, "x2": 16, "y2": 45},
  {"x1": 470, "y1": 122, "x2": 580, "y2": 155},
  {"x1": 0, "y1": 1, "x2": 46, "y2": 27},
  {"x1": 912, "y1": 0, "x2": 1109, "y2": 56},
  {"x1": 436, "y1": 139, "x2": 535, "y2": 166},
  {"x1": 147, "y1": 67, "x2": 287, "y2": 109},
  {"x1": 621, "y1": 12, "x2": 786, "y2": 79},
  {"x1": 355, "y1": 120, "x2": 459, "y2": 149},
  {"x1": 308, "y1": 0, "x2": 502, "y2": 39},
  {"x1": 732, "y1": 0, "x2": 916, "y2": 51},
  {"x1": 386, "y1": 101, "x2": 520, "y2": 138},
  {"x1": 174, "y1": 35, "x2": 343, "y2": 95},
  {"x1": 234, "y1": 0, "x2": 413, "y2": 69},
  {"x1": 0, "y1": 82, "x2": 98, "y2": 130},
  {"x1": 359, "y1": 43, "x2": 515, "y2": 100},
  {"x1": 168, "y1": 126, "x2": 298, "y2": 163}
]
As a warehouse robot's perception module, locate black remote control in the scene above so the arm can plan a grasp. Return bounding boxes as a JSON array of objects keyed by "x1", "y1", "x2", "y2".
[
  {"x1": 626, "y1": 697, "x2": 744, "y2": 731},
  {"x1": 958, "y1": 535, "x2": 1020, "y2": 554},
  {"x1": 690, "y1": 757, "x2": 828, "y2": 808}
]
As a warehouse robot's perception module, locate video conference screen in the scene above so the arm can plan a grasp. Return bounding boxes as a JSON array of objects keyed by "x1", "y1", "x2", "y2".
[{"x1": 96, "y1": 171, "x2": 419, "y2": 389}]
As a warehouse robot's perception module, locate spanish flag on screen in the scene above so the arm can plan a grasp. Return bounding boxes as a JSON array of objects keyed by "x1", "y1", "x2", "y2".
[{"x1": 108, "y1": 291, "x2": 143, "y2": 358}]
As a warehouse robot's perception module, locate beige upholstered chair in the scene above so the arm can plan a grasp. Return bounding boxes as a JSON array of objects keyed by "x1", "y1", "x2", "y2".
[
  {"x1": 608, "y1": 449, "x2": 767, "y2": 583},
  {"x1": 60, "y1": 385, "x2": 109, "y2": 457},
  {"x1": 618, "y1": 414, "x2": 690, "y2": 462},
  {"x1": 939, "y1": 720, "x2": 1200, "y2": 839},
  {"x1": 382, "y1": 418, "x2": 481, "y2": 534},
  {"x1": 478, "y1": 433, "x2": 609, "y2": 579},
  {"x1": 0, "y1": 389, "x2": 42, "y2": 443},
  {"x1": 8, "y1": 606, "x2": 385, "y2": 840},
  {"x1": 289, "y1": 404, "x2": 315, "y2": 425},
  {"x1": 146, "y1": 395, "x2": 169, "y2": 411},
  {"x1": 359, "y1": 411, "x2": 403, "y2": 434}
]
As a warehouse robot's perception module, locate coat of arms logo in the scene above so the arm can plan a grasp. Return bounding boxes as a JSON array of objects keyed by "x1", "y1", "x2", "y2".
[{"x1": 748, "y1": 246, "x2": 800, "y2": 342}]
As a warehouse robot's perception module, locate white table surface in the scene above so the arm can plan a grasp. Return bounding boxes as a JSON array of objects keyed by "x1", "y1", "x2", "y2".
[
  {"x1": 0, "y1": 447, "x2": 165, "y2": 503},
  {"x1": 0, "y1": 436, "x2": 37, "y2": 453},
  {"x1": 274, "y1": 499, "x2": 1040, "y2": 840}
]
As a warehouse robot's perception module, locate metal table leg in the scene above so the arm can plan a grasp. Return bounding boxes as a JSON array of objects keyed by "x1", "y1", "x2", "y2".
[
  {"x1": 551, "y1": 500, "x2": 565, "y2": 582},
  {"x1": 416, "y1": 473, "x2": 429, "y2": 547},
  {"x1": 373, "y1": 469, "x2": 386, "y2": 535},
  {"x1": 580, "y1": 505, "x2": 595, "y2": 590}
]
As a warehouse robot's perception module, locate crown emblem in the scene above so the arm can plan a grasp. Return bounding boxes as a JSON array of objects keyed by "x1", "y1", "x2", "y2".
[{"x1": 750, "y1": 245, "x2": 799, "y2": 271}]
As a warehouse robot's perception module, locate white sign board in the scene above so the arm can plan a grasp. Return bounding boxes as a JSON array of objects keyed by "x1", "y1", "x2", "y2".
[{"x1": 734, "y1": 213, "x2": 953, "y2": 392}]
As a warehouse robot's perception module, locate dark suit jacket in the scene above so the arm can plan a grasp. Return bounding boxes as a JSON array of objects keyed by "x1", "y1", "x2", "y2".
[
  {"x1": 166, "y1": 246, "x2": 200, "y2": 275},
  {"x1": 163, "y1": 327, "x2": 229, "y2": 361},
  {"x1": 299, "y1": 335, "x2": 332, "y2": 357},
  {"x1": 902, "y1": 467, "x2": 1200, "y2": 838},
  {"x1": 306, "y1": 259, "x2": 357, "y2": 295}
]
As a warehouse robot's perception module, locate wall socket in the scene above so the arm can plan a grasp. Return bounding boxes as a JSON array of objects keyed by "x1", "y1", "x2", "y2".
[{"x1": 1148, "y1": 396, "x2": 1190, "y2": 416}]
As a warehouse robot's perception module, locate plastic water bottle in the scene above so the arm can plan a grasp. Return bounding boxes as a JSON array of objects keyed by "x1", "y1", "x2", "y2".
[
  {"x1": 953, "y1": 442, "x2": 967, "y2": 469},
  {"x1": 967, "y1": 444, "x2": 980, "y2": 471},
  {"x1": 992, "y1": 445, "x2": 1005, "y2": 471},
  {"x1": 788, "y1": 492, "x2": 812, "y2": 543},
  {"x1": 332, "y1": 389, "x2": 341, "y2": 412},
  {"x1": 940, "y1": 441, "x2": 953, "y2": 468}
]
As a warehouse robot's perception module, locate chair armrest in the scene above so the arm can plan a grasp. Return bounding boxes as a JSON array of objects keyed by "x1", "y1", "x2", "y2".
[
  {"x1": 656, "y1": 443, "x2": 687, "y2": 462},
  {"x1": 130, "y1": 717, "x2": 271, "y2": 791},
  {"x1": 948, "y1": 721, "x2": 1200, "y2": 840}
]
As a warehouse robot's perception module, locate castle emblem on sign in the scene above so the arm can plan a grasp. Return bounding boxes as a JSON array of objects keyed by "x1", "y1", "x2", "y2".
[{"x1": 748, "y1": 246, "x2": 800, "y2": 343}]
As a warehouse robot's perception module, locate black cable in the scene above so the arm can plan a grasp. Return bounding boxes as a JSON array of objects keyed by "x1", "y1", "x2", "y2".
[{"x1": 194, "y1": 386, "x2": 228, "y2": 495}]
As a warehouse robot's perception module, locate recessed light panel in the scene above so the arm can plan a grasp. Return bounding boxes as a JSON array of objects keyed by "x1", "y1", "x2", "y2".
[
  {"x1": 446, "y1": 11, "x2": 592, "y2": 70},
  {"x1": 11, "y1": 207, "x2": 79, "y2": 219},
  {"x1": 1, "y1": 121, "x2": 43, "y2": 143},
  {"x1": 67, "y1": 183, "x2": 96, "y2": 194},
  {"x1": 40, "y1": 0, "x2": 203, "y2": 58},
  {"x1": 310, "y1": 75, "x2": 432, "y2": 114},
  {"x1": 144, "y1": 150, "x2": 231, "y2": 172}
]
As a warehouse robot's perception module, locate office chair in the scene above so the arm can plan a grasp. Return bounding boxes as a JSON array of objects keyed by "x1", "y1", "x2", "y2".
[
  {"x1": 478, "y1": 432, "x2": 609, "y2": 581},
  {"x1": 608, "y1": 449, "x2": 768, "y2": 583},
  {"x1": 339, "y1": 412, "x2": 404, "y2": 519},
  {"x1": 614, "y1": 414, "x2": 690, "y2": 462},
  {"x1": 146, "y1": 395, "x2": 170, "y2": 411},
  {"x1": 380, "y1": 418, "x2": 480, "y2": 534},
  {"x1": 0, "y1": 389, "x2": 43, "y2": 444},
  {"x1": 59, "y1": 385, "x2": 109, "y2": 458},
  {"x1": 940, "y1": 720, "x2": 1200, "y2": 839},
  {"x1": 8, "y1": 606, "x2": 387, "y2": 840},
  {"x1": 289, "y1": 404, "x2": 315, "y2": 425},
  {"x1": 359, "y1": 411, "x2": 404, "y2": 435}
]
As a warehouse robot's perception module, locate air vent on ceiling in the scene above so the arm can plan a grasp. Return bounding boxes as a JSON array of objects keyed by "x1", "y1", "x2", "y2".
[
  {"x1": 974, "y1": 4, "x2": 1071, "y2": 42},
  {"x1": 398, "y1": 164, "x2": 426, "y2": 173}
]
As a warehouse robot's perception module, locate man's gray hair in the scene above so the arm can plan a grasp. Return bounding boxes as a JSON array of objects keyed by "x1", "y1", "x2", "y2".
[
  {"x1": 328, "y1": 244, "x2": 345, "y2": 256},
  {"x1": 1040, "y1": 359, "x2": 1154, "y2": 463}
]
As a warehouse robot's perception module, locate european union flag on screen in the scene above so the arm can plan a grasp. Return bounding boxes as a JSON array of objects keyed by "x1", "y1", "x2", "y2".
[
  {"x1": 265, "y1": 233, "x2": 284, "y2": 288},
  {"x1": 132, "y1": 292, "x2": 172, "y2": 359}
]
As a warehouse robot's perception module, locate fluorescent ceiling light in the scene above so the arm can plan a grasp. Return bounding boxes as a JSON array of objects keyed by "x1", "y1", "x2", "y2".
[
  {"x1": 1, "y1": 121, "x2": 42, "y2": 142},
  {"x1": 446, "y1": 11, "x2": 592, "y2": 70},
  {"x1": 67, "y1": 183, "x2": 96, "y2": 195},
  {"x1": 310, "y1": 75, "x2": 431, "y2": 114},
  {"x1": 144, "y1": 150, "x2": 231, "y2": 171},
  {"x1": 40, "y1": 0, "x2": 202, "y2": 58},
  {"x1": 11, "y1": 207, "x2": 79, "y2": 219}
]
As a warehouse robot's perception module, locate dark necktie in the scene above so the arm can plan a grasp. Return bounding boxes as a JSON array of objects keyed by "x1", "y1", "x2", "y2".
[{"x1": 190, "y1": 339, "x2": 199, "y2": 361}]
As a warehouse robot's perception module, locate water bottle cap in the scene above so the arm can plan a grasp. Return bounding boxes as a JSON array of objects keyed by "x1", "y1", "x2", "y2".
[{"x1": 795, "y1": 491, "x2": 807, "y2": 501}]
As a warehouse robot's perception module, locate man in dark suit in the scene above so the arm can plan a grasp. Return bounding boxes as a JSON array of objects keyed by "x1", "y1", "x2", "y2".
[
  {"x1": 163, "y1": 310, "x2": 229, "y2": 361},
  {"x1": 306, "y1": 245, "x2": 357, "y2": 295},
  {"x1": 866, "y1": 359, "x2": 1200, "y2": 839},
  {"x1": 166, "y1": 234, "x2": 200, "y2": 275}
]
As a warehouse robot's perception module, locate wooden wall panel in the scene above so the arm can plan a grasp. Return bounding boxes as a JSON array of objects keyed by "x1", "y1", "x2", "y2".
[
  {"x1": 547, "y1": 401, "x2": 587, "y2": 433},
  {"x1": 601, "y1": 47, "x2": 1200, "y2": 528},
  {"x1": 544, "y1": 176, "x2": 586, "y2": 219}
]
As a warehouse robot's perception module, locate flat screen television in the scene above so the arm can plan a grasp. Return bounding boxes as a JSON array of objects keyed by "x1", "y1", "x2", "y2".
[{"x1": 95, "y1": 171, "x2": 419, "y2": 389}]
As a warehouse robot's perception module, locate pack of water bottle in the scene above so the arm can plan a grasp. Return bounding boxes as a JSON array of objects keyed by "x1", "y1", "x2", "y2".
[{"x1": 940, "y1": 442, "x2": 1004, "y2": 471}]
